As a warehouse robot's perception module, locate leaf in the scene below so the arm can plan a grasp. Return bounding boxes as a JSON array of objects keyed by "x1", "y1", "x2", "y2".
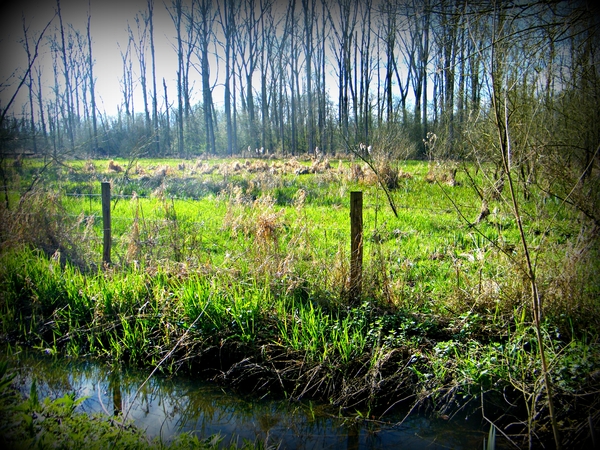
[
  {"x1": 484, "y1": 423, "x2": 496, "y2": 450},
  {"x1": 29, "y1": 379, "x2": 39, "y2": 410}
]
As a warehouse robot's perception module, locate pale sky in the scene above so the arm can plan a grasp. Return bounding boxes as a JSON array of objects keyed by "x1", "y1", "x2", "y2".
[{"x1": 0, "y1": 0, "x2": 207, "y2": 119}]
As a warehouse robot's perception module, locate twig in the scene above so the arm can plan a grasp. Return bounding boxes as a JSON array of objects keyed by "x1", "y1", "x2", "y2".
[
  {"x1": 481, "y1": 387, "x2": 521, "y2": 448},
  {"x1": 111, "y1": 298, "x2": 211, "y2": 446},
  {"x1": 340, "y1": 134, "x2": 399, "y2": 219}
]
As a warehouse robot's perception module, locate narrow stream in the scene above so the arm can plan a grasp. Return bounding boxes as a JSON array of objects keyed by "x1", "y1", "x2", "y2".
[{"x1": 5, "y1": 351, "x2": 497, "y2": 449}]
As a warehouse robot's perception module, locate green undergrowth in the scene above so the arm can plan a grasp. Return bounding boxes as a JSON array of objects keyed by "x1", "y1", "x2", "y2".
[{"x1": 1, "y1": 247, "x2": 599, "y2": 448}]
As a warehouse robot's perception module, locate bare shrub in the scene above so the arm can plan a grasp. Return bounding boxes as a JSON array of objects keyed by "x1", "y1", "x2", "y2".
[{"x1": 542, "y1": 230, "x2": 600, "y2": 327}]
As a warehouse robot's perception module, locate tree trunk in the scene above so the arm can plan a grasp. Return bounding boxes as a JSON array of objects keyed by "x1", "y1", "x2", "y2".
[
  {"x1": 175, "y1": 0, "x2": 185, "y2": 157},
  {"x1": 303, "y1": 0, "x2": 315, "y2": 154},
  {"x1": 163, "y1": 77, "x2": 171, "y2": 153},
  {"x1": 87, "y1": 11, "x2": 99, "y2": 155},
  {"x1": 56, "y1": 0, "x2": 75, "y2": 152},
  {"x1": 198, "y1": 0, "x2": 216, "y2": 155},
  {"x1": 35, "y1": 66, "x2": 48, "y2": 147},
  {"x1": 148, "y1": 0, "x2": 160, "y2": 155},
  {"x1": 22, "y1": 17, "x2": 37, "y2": 154}
]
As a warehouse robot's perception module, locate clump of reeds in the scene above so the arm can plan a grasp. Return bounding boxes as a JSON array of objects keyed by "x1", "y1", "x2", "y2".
[
  {"x1": 107, "y1": 160, "x2": 123, "y2": 173},
  {"x1": 84, "y1": 160, "x2": 96, "y2": 173},
  {"x1": 255, "y1": 209, "x2": 283, "y2": 250},
  {"x1": 425, "y1": 161, "x2": 458, "y2": 186},
  {"x1": 153, "y1": 165, "x2": 174, "y2": 178},
  {"x1": 362, "y1": 162, "x2": 401, "y2": 189},
  {"x1": 0, "y1": 189, "x2": 91, "y2": 270},
  {"x1": 348, "y1": 163, "x2": 364, "y2": 182},
  {"x1": 309, "y1": 157, "x2": 331, "y2": 174}
]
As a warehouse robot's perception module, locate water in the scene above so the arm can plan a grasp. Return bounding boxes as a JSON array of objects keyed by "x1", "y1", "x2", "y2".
[{"x1": 5, "y1": 351, "x2": 494, "y2": 449}]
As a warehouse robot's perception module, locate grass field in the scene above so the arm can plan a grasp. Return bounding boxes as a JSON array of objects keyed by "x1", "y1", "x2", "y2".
[{"x1": 1, "y1": 155, "x2": 598, "y2": 448}]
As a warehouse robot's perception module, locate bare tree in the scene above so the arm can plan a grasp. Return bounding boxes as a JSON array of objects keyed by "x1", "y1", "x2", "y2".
[
  {"x1": 148, "y1": 0, "x2": 159, "y2": 155},
  {"x1": 327, "y1": 0, "x2": 358, "y2": 144},
  {"x1": 356, "y1": 0, "x2": 373, "y2": 144},
  {"x1": 191, "y1": 0, "x2": 217, "y2": 155},
  {"x1": 56, "y1": 0, "x2": 75, "y2": 152},
  {"x1": 288, "y1": 0, "x2": 298, "y2": 155},
  {"x1": 259, "y1": 0, "x2": 275, "y2": 153},
  {"x1": 217, "y1": 0, "x2": 240, "y2": 156},
  {"x1": 22, "y1": 15, "x2": 38, "y2": 154},
  {"x1": 1, "y1": 18, "x2": 54, "y2": 128},
  {"x1": 237, "y1": 0, "x2": 260, "y2": 150},
  {"x1": 1, "y1": 13, "x2": 53, "y2": 209},
  {"x1": 118, "y1": 36, "x2": 134, "y2": 126},
  {"x1": 167, "y1": 0, "x2": 185, "y2": 157},
  {"x1": 302, "y1": 0, "x2": 316, "y2": 153},
  {"x1": 314, "y1": 0, "x2": 329, "y2": 151},
  {"x1": 86, "y1": 5, "x2": 99, "y2": 155},
  {"x1": 34, "y1": 65, "x2": 49, "y2": 148},
  {"x1": 162, "y1": 77, "x2": 171, "y2": 152},
  {"x1": 129, "y1": 13, "x2": 151, "y2": 130}
]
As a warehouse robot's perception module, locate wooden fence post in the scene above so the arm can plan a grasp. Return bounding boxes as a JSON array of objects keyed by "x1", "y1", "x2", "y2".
[
  {"x1": 101, "y1": 181, "x2": 111, "y2": 265},
  {"x1": 350, "y1": 191, "x2": 363, "y2": 302}
]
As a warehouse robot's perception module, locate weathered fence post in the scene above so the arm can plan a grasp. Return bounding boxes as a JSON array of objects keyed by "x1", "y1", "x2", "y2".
[
  {"x1": 350, "y1": 191, "x2": 363, "y2": 302},
  {"x1": 101, "y1": 181, "x2": 111, "y2": 265}
]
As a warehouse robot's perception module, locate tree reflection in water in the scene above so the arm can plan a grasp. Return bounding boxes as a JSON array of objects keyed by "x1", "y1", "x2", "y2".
[{"x1": 7, "y1": 352, "x2": 494, "y2": 449}]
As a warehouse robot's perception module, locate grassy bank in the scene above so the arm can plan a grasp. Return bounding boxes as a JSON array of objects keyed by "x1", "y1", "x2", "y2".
[{"x1": 1, "y1": 156, "x2": 599, "y2": 448}]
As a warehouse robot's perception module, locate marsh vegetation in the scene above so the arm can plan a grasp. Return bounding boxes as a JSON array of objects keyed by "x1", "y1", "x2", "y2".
[{"x1": 0, "y1": 154, "x2": 598, "y2": 448}]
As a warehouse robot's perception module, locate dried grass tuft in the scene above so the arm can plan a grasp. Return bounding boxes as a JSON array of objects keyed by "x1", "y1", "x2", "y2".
[
  {"x1": 425, "y1": 162, "x2": 458, "y2": 186},
  {"x1": 154, "y1": 165, "x2": 174, "y2": 178},
  {"x1": 107, "y1": 160, "x2": 123, "y2": 173},
  {"x1": 84, "y1": 161, "x2": 96, "y2": 173},
  {"x1": 0, "y1": 190, "x2": 93, "y2": 270},
  {"x1": 294, "y1": 188, "x2": 307, "y2": 211},
  {"x1": 348, "y1": 164, "x2": 364, "y2": 182},
  {"x1": 255, "y1": 210, "x2": 283, "y2": 247}
]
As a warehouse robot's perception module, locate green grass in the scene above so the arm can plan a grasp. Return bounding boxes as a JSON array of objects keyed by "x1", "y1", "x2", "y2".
[{"x1": 0, "y1": 156, "x2": 598, "y2": 448}]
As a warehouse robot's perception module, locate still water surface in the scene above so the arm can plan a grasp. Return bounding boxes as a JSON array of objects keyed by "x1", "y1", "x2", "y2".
[{"x1": 7, "y1": 351, "x2": 495, "y2": 449}]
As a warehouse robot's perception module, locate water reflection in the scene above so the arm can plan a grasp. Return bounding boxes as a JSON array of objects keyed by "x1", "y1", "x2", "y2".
[
  {"x1": 108, "y1": 370, "x2": 122, "y2": 416},
  {"x1": 6, "y1": 352, "x2": 495, "y2": 449}
]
